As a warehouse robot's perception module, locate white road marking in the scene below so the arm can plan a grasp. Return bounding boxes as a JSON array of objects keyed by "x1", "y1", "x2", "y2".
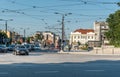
[
  {"x1": 0, "y1": 72, "x2": 8, "y2": 75},
  {"x1": 85, "y1": 70, "x2": 105, "y2": 72},
  {"x1": 35, "y1": 71, "x2": 59, "y2": 74}
]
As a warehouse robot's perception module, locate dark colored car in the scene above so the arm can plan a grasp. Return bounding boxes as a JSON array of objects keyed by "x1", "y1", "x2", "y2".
[
  {"x1": 13, "y1": 45, "x2": 29, "y2": 55},
  {"x1": 0, "y1": 45, "x2": 7, "y2": 53},
  {"x1": 7, "y1": 44, "x2": 15, "y2": 51},
  {"x1": 88, "y1": 47, "x2": 93, "y2": 51},
  {"x1": 24, "y1": 44, "x2": 34, "y2": 52}
]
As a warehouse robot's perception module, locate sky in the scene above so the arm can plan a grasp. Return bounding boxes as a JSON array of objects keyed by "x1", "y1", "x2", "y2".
[{"x1": 0, "y1": 0, "x2": 119, "y2": 38}]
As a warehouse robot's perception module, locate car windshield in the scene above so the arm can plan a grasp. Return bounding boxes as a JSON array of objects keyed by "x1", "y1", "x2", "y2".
[
  {"x1": 9, "y1": 45, "x2": 15, "y2": 47},
  {"x1": 35, "y1": 45, "x2": 40, "y2": 47},
  {"x1": 24, "y1": 45, "x2": 30, "y2": 48}
]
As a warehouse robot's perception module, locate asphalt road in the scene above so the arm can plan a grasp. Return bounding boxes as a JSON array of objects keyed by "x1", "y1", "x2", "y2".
[{"x1": 0, "y1": 52, "x2": 120, "y2": 77}]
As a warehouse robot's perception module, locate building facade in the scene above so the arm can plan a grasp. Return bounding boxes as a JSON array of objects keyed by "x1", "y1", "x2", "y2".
[
  {"x1": 70, "y1": 21, "x2": 109, "y2": 47},
  {"x1": 70, "y1": 29, "x2": 95, "y2": 45},
  {"x1": 34, "y1": 31, "x2": 60, "y2": 48},
  {"x1": 94, "y1": 21, "x2": 109, "y2": 44}
]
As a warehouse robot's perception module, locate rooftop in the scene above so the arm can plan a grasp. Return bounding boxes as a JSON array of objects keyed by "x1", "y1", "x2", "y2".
[{"x1": 74, "y1": 29, "x2": 94, "y2": 34}]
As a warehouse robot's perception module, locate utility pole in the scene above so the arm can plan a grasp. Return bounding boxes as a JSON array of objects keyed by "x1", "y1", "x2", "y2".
[
  {"x1": 20, "y1": 28, "x2": 29, "y2": 42},
  {"x1": 24, "y1": 29, "x2": 26, "y2": 42},
  {"x1": 55, "y1": 12, "x2": 72, "y2": 52},
  {"x1": 0, "y1": 19, "x2": 13, "y2": 34},
  {"x1": 62, "y1": 15, "x2": 65, "y2": 42},
  {"x1": 5, "y1": 21, "x2": 7, "y2": 34}
]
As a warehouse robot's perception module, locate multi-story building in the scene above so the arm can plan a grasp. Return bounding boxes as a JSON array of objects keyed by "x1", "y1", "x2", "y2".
[
  {"x1": 34, "y1": 31, "x2": 60, "y2": 48},
  {"x1": 70, "y1": 29, "x2": 95, "y2": 45},
  {"x1": 94, "y1": 21, "x2": 109, "y2": 44}
]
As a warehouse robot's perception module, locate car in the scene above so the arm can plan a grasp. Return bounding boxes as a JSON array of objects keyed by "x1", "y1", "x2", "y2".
[
  {"x1": 7, "y1": 44, "x2": 15, "y2": 51},
  {"x1": 24, "y1": 44, "x2": 33, "y2": 52},
  {"x1": 88, "y1": 47, "x2": 93, "y2": 51},
  {"x1": 13, "y1": 45, "x2": 29, "y2": 55},
  {"x1": 0, "y1": 45, "x2": 7, "y2": 53},
  {"x1": 34, "y1": 44, "x2": 41, "y2": 50}
]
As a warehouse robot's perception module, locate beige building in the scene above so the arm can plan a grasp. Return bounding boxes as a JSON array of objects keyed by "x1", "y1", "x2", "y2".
[
  {"x1": 1, "y1": 30, "x2": 12, "y2": 38},
  {"x1": 34, "y1": 31, "x2": 60, "y2": 47}
]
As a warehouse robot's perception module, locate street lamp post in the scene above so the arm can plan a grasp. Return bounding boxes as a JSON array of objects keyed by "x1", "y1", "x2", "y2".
[
  {"x1": 55, "y1": 12, "x2": 72, "y2": 52},
  {"x1": 20, "y1": 28, "x2": 29, "y2": 42},
  {"x1": 0, "y1": 19, "x2": 13, "y2": 34}
]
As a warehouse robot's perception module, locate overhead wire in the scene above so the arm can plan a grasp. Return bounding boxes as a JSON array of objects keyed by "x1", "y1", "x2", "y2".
[{"x1": 2, "y1": 0, "x2": 118, "y2": 26}]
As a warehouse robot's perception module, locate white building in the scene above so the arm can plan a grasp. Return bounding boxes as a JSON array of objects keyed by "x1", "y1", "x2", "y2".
[
  {"x1": 70, "y1": 29, "x2": 95, "y2": 45},
  {"x1": 70, "y1": 21, "x2": 109, "y2": 47}
]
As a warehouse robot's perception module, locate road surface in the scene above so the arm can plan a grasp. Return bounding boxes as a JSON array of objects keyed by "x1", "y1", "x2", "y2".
[{"x1": 0, "y1": 52, "x2": 120, "y2": 77}]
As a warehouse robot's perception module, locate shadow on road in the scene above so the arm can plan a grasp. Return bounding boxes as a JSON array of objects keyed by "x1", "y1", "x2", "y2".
[{"x1": 0, "y1": 60, "x2": 120, "y2": 77}]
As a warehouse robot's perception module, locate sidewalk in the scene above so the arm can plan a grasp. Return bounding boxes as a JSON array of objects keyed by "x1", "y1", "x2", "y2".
[
  {"x1": 58, "y1": 49, "x2": 90, "y2": 55},
  {"x1": 58, "y1": 49, "x2": 120, "y2": 55},
  {"x1": 58, "y1": 51, "x2": 90, "y2": 55}
]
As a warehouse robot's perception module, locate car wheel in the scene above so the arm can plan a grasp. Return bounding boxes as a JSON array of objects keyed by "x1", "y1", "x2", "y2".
[
  {"x1": 26, "y1": 52, "x2": 29, "y2": 55},
  {"x1": 5, "y1": 50, "x2": 7, "y2": 53}
]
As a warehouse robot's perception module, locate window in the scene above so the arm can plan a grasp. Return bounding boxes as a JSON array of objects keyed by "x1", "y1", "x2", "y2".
[
  {"x1": 91, "y1": 36, "x2": 93, "y2": 39},
  {"x1": 88, "y1": 36, "x2": 90, "y2": 39},
  {"x1": 74, "y1": 36, "x2": 76, "y2": 39},
  {"x1": 81, "y1": 36, "x2": 83, "y2": 39}
]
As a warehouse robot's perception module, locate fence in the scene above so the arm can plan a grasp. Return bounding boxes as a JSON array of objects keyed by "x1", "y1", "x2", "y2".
[{"x1": 91, "y1": 46, "x2": 120, "y2": 55}]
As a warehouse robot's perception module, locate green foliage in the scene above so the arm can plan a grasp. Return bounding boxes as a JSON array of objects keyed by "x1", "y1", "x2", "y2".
[
  {"x1": 17, "y1": 41, "x2": 21, "y2": 44},
  {"x1": 35, "y1": 34, "x2": 44, "y2": 41},
  {"x1": 105, "y1": 10, "x2": 120, "y2": 47},
  {"x1": 85, "y1": 43, "x2": 88, "y2": 47},
  {"x1": 77, "y1": 41, "x2": 81, "y2": 46},
  {"x1": 0, "y1": 31, "x2": 8, "y2": 44},
  {"x1": 0, "y1": 31, "x2": 7, "y2": 38},
  {"x1": 26, "y1": 37, "x2": 30, "y2": 43}
]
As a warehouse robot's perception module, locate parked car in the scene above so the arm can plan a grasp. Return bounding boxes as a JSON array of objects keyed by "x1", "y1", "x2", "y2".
[
  {"x1": 0, "y1": 45, "x2": 7, "y2": 53},
  {"x1": 7, "y1": 44, "x2": 16, "y2": 51},
  {"x1": 88, "y1": 47, "x2": 93, "y2": 51},
  {"x1": 13, "y1": 45, "x2": 29, "y2": 55},
  {"x1": 24, "y1": 44, "x2": 33, "y2": 52},
  {"x1": 34, "y1": 44, "x2": 41, "y2": 50}
]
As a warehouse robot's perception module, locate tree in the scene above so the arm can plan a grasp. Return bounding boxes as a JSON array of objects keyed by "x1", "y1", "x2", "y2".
[
  {"x1": 35, "y1": 33, "x2": 44, "y2": 42},
  {"x1": 0, "y1": 32, "x2": 7, "y2": 38},
  {"x1": 77, "y1": 41, "x2": 81, "y2": 46},
  {"x1": 0, "y1": 31, "x2": 8, "y2": 44},
  {"x1": 105, "y1": 10, "x2": 120, "y2": 47},
  {"x1": 26, "y1": 37, "x2": 30, "y2": 43}
]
